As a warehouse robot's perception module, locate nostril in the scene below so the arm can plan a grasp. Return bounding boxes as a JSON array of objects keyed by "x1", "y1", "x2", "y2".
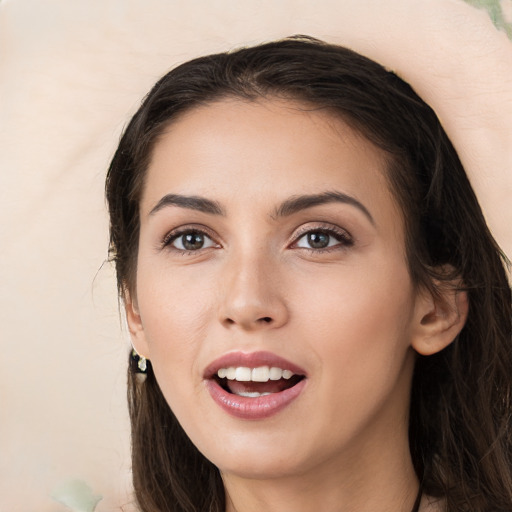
[{"x1": 222, "y1": 315, "x2": 275, "y2": 328}]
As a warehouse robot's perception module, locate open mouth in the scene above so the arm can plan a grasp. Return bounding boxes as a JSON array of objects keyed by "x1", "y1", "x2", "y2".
[
  {"x1": 212, "y1": 366, "x2": 306, "y2": 398},
  {"x1": 204, "y1": 352, "x2": 308, "y2": 419}
]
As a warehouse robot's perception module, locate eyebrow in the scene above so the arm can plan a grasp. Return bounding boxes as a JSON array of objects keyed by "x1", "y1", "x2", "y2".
[
  {"x1": 149, "y1": 190, "x2": 374, "y2": 225},
  {"x1": 273, "y1": 191, "x2": 375, "y2": 225},
  {"x1": 149, "y1": 194, "x2": 225, "y2": 216}
]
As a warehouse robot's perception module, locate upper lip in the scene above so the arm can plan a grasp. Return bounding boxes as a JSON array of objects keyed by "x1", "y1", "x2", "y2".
[{"x1": 203, "y1": 350, "x2": 307, "y2": 379}]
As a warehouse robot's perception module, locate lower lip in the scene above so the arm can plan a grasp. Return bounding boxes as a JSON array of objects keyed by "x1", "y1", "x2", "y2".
[{"x1": 205, "y1": 378, "x2": 307, "y2": 420}]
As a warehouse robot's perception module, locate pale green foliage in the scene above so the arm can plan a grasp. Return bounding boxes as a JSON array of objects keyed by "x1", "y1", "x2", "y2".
[
  {"x1": 463, "y1": 0, "x2": 512, "y2": 38},
  {"x1": 51, "y1": 480, "x2": 103, "y2": 512}
]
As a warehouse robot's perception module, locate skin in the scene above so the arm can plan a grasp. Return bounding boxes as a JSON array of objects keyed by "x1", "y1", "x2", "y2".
[{"x1": 126, "y1": 99, "x2": 467, "y2": 512}]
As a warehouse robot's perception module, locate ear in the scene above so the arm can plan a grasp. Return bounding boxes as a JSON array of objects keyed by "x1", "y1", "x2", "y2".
[
  {"x1": 411, "y1": 281, "x2": 469, "y2": 356},
  {"x1": 124, "y1": 288, "x2": 150, "y2": 359}
]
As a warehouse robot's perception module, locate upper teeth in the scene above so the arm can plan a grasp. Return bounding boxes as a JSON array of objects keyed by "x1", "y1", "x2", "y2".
[{"x1": 217, "y1": 366, "x2": 295, "y2": 382}]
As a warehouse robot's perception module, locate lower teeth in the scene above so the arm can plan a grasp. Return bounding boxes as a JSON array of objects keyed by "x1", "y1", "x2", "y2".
[{"x1": 235, "y1": 391, "x2": 273, "y2": 398}]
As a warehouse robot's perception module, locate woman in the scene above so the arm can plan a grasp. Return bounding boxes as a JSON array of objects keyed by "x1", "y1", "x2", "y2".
[{"x1": 105, "y1": 36, "x2": 512, "y2": 512}]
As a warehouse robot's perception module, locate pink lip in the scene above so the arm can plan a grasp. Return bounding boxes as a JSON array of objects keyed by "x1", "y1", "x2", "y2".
[
  {"x1": 203, "y1": 350, "x2": 307, "y2": 378},
  {"x1": 205, "y1": 378, "x2": 307, "y2": 420},
  {"x1": 203, "y1": 351, "x2": 307, "y2": 420}
]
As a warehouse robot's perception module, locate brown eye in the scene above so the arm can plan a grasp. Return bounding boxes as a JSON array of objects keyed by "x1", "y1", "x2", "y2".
[{"x1": 169, "y1": 231, "x2": 216, "y2": 251}]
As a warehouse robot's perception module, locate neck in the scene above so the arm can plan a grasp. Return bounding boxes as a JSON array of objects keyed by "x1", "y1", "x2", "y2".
[{"x1": 223, "y1": 426, "x2": 420, "y2": 512}]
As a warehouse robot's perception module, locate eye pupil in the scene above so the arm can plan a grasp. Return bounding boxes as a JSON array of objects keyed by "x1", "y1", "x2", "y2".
[
  {"x1": 183, "y1": 233, "x2": 204, "y2": 250},
  {"x1": 308, "y1": 232, "x2": 329, "y2": 248}
]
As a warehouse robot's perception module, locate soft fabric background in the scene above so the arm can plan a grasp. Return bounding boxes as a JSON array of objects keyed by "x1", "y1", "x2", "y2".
[{"x1": 1, "y1": 1, "x2": 511, "y2": 510}]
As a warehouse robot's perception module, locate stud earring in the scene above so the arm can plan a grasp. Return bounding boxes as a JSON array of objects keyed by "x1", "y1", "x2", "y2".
[
  {"x1": 138, "y1": 356, "x2": 147, "y2": 373},
  {"x1": 131, "y1": 349, "x2": 148, "y2": 373}
]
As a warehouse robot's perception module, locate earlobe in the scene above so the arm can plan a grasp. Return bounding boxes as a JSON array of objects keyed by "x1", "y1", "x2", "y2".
[
  {"x1": 124, "y1": 289, "x2": 150, "y2": 359},
  {"x1": 411, "y1": 284, "x2": 469, "y2": 356}
]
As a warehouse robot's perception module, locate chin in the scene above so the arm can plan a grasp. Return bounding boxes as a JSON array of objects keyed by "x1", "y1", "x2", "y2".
[
  {"x1": 194, "y1": 428, "x2": 317, "y2": 480},
  {"x1": 216, "y1": 456, "x2": 304, "y2": 481}
]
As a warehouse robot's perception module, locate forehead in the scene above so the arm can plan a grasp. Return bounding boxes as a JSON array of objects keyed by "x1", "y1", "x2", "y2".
[{"x1": 141, "y1": 98, "x2": 396, "y2": 218}]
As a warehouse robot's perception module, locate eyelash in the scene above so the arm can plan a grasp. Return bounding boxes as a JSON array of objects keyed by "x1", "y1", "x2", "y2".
[
  {"x1": 161, "y1": 224, "x2": 354, "y2": 254},
  {"x1": 290, "y1": 225, "x2": 354, "y2": 253},
  {"x1": 161, "y1": 227, "x2": 218, "y2": 254}
]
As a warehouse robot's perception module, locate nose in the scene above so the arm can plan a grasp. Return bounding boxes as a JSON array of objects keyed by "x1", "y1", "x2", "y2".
[{"x1": 218, "y1": 252, "x2": 289, "y2": 331}]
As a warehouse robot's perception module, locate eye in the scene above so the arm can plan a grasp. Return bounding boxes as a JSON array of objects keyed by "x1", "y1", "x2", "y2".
[
  {"x1": 164, "y1": 229, "x2": 217, "y2": 252},
  {"x1": 293, "y1": 227, "x2": 353, "y2": 251}
]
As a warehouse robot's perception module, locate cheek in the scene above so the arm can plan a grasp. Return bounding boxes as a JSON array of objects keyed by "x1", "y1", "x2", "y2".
[
  {"x1": 135, "y1": 265, "x2": 217, "y2": 389},
  {"x1": 295, "y1": 257, "x2": 416, "y2": 405},
  {"x1": 298, "y1": 249, "x2": 413, "y2": 323}
]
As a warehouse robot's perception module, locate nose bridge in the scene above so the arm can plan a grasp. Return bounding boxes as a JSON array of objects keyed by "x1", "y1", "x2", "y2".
[{"x1": 219, "y1": 244, "x2": 288, "y2": 330}]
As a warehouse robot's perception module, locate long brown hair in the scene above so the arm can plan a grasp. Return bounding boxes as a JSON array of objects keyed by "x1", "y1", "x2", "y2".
[{"x1": 106, "y1": 36, "x2": 512, "y2": 511}]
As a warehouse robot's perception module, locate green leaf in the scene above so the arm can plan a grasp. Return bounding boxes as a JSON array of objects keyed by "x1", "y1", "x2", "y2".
[
  {"x1": 51, "y1": 480, "x2": 103, "y2": 512},
  {"x1": 462, "y1": 0, "x2": 512, "y2": 39}
]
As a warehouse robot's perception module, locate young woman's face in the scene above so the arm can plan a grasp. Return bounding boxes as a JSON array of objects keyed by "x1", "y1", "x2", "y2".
[{"x1": 128, "y1": 99, "x2": 424, "y2": 480}]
